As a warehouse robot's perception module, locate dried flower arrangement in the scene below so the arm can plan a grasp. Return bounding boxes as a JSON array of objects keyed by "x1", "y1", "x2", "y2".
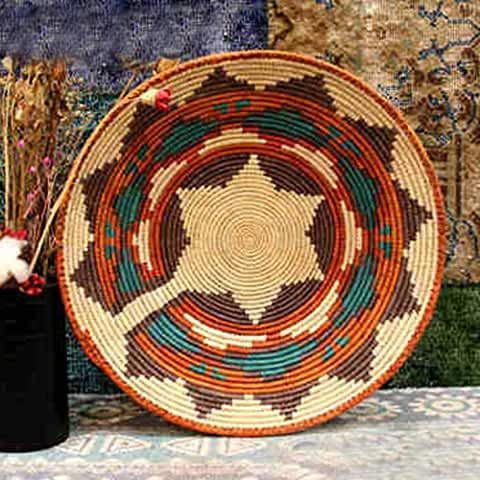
[
  {"x1": 0, "y1": 56, "x2": 179, "y2": 294},
  {"x1": 0, "y1": 57, "x2": 95, "y2": 293}
]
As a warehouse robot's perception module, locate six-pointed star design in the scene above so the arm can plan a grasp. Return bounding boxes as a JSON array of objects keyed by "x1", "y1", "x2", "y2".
[{"x1": 171, "y1": 154, "x2": 325, "y2": 323}]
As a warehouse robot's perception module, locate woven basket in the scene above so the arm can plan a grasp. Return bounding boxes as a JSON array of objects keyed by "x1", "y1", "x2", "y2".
[{"x1": 58, "y1": 51, "x2": 445, "y2": 436}]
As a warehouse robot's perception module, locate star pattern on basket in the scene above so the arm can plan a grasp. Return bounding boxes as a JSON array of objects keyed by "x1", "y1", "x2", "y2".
[{"x1": 173, "y1": 154, "x2": 325, "y2": 324}]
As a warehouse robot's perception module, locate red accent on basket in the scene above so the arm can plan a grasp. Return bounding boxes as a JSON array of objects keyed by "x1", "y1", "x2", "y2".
[{"x1": 154, "y1": 88, "x2": 171, "y2": 111}]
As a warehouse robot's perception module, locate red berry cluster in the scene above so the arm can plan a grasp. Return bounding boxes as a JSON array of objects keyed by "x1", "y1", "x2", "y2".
[
  {"x1": 2, "y1": 227, "x2": 27, "y2": 241},
  {"x1": 19, "y1": 273, "x2": 46, "y2": 296}
]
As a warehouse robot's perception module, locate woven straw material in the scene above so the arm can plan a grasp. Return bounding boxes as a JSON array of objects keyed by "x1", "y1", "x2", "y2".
[{"x1": 58, "y1": 51, "x2": 446, "y2": 436}]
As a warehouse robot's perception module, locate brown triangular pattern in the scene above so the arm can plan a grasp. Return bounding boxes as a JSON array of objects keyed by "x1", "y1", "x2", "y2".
[
  {"x1": 80, "y1": 162, "x2": 116, "y2": 232},
  {"x1": 160, "y1": 193, "x2": 191, "y2": 279},
  {"x1": 260, "y1": 279, "x2": 322, "y2": 323},
  {"x1": 119, "y1": 102, "x2": 173, "y2": 159},
  {"x1": 185, "y1": 383, "x2": 242, "y2": 419},
  {"x1": 394, "y1": 181, "x2": 433, "y2": 248},
  {"x1": 344, "y1": 117, "x2": 398, "y2": 169},
  {"x1": 307, "y1": 200, "x2": 336, "y2": 273},
  {"x1": 380, "y1": 257, "x2": 422, "y2": 324},
  {"x1": 191, "y1": 66, "x2": 255, "y2": 99},
  {"x1": 264, "y1": 74, "x2": 336, "y2": 111},
  {"x1": 258, "y1": 155, "x2": 322, "y2": 195},
  {"x1": 255, "y1": 380, "x2": 318, "y2": 420},
  {"x1": 180, "y1": 154, "x2": 250, "y2": 189},
  {"x1": 70, "y1": 242, "x2": 114, "y2": 313},
  {"x1": 329, "y1": 330, "x2": 378, "y2": 383},
  {"x1": 124, "y1": 342, "x2": 175, "y2": 382},
  {"x1": 124, "y1": 311, "x2": 176, "y2": 382},
  {"x1": 186, "y1": 291, "x2": 251, "y2": 325}
]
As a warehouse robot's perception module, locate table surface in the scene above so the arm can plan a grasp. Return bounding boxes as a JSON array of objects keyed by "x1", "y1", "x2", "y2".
[{"x1": 0, "y1": 387, "x2": 478, "y2": 480}]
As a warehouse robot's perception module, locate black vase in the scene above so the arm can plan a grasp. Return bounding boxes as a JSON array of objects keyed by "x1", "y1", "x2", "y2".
[{"x1": 0, "y1": 284, "x2": 69, "y2": 452}]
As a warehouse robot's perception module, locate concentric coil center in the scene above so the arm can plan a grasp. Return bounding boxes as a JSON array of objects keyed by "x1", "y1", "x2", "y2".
[{"x1": 229, "y1": 218, "x2": 269, "y2": 258}]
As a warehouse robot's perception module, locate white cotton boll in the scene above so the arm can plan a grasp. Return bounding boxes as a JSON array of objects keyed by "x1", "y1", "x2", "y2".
[
  {"x1": 0, "y1": 268, "x2": 10, "y2": 287},
  {"x1": 0, "y1": 236, "x2": 30, "y2": 287},
  {"x1": 10, "y1": 258, "x2": 30, "y2": 284}
]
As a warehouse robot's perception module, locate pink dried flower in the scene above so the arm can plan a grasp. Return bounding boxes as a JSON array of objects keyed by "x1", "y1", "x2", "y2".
[
  {"x1": 17, "y1": 139, "x2": 25, "y2": 149},
  {"x1": 43, "y1": 156, "x2": 53, "y2": 168},
  {"x1": 27, "y1": 192, "x2": 35, "y2": 203},
  {"x1": 28, "y1": 166, "x2": 36, "y2": 174}
]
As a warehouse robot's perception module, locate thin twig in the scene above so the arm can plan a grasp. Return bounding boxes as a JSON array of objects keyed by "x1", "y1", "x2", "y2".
[
  {"x1": 117, "y1": 72, "x2": 138, "y2": 103},
  {"x1": 8, "y1": 92, "x2": 17, "y2": 228},
  {"x1": 28, "y1": 139, "x2": 84, "y2": 274},
  {"x1": 28, "y1": 109, "x2": 92, "y2": 274},
  {"x1": 2, "y1": 83, "x2": 10, "y2": 226}
]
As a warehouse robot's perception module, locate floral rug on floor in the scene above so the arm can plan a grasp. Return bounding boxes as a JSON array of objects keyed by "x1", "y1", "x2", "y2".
[{"x1": 1, "y1": 388, "x2": 478, "y2": 480}]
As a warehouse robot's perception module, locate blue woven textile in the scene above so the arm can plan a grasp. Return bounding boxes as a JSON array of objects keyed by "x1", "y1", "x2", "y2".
[
  {"x1": 0, "y1": 0, "x2": 267, "y2": 393},
  {"x1": 0, "y1": 0, "x2": 267, "y2": 92}
]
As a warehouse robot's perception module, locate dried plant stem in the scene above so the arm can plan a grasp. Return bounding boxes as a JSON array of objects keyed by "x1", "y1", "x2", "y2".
[
  {"x1": 8, "y1": 94, "x2": 17, "y2": 227},
  {"x1": 28, "y1": 152, "x2": 81, "y2": 274},
  {"x1": 117, "y1": 72, "x2": 138, "y2": 102},
  {"x1": 19, "y1": 149, "x2": 26, "y2": 229},
  {"x1": 116, "y1": 58, "x2": 180, "y2": 104},
  {"x1": 2, "y1": 83, "x2": 11, "y2": 226},
  {"x1": 29, "y1": 192, "x2": 61, "y2": 274},
  {"x1": 29, "y1": 111, "x2": 91, "y2": 274},
  {"x1": 4, "y1": 57, "x2": 179, "y2": 280}
]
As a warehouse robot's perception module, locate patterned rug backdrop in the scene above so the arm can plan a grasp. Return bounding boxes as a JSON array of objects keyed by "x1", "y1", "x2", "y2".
[
  {"x1": 269, "y1": 0, "x2": 480, "y2": 284},
  {"x1": 0, "y1": 0, "x2": 267, "y2": 92}
]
